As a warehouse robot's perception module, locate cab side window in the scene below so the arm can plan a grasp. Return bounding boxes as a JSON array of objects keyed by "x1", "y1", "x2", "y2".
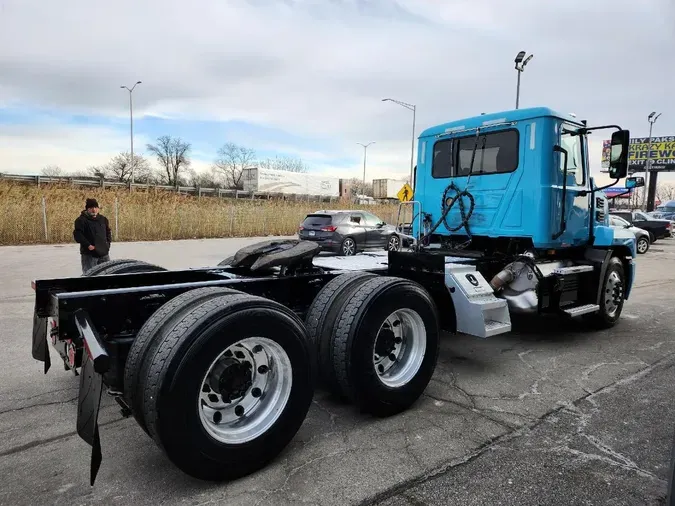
[{"x1": 560, "y1": 128, "x2": 585, "y2": 186}]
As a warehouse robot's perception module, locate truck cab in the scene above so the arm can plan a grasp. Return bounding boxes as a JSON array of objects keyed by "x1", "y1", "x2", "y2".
[{"x1": 411, "y1": 107, "x2": 633, "y2": 255}]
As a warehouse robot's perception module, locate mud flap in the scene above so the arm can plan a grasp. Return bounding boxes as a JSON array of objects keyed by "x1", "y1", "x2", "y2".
[
  {"x1": 73, "y1": 309, "x2": 110, "y2": 486},
  {"x1": 76, "y1": 350, "x2": 104, "y2": 486},
  {"x1": 31, "y1": 306, "x2": 51, "y2": 373}
]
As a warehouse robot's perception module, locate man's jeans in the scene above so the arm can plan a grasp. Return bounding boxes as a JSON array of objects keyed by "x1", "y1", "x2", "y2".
[{"x1": 81, "y1": 254, "x2": 111, "y2": 274}]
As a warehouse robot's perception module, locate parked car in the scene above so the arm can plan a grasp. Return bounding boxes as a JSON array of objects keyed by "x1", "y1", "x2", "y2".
[
  {"x1": 655, "y1": 200, "x2": 675, "y2": 221},
  {"x1": 297, "y1": 210, "x2": 402, "y2": 255},
  {"x1": 608, "y1": 215, "x2": 650, "y2": 254},
  {"x1": 609, "y1": 210, "x2": 672, "y2": 241}
]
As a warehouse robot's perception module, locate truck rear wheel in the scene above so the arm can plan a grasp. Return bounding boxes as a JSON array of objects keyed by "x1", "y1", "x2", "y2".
[
  {"x1": 124, "y1": 287, "x2": 241, "y2": 434},
  {"x1": 305, "y1": 272, "x2": 377, "y2": 393},
  {"x1": 329, "y1": 277, "x2": 440, "y2": 417},
  {"x1": 140, "y1": 293, "x2": 314, "y2": 481}
]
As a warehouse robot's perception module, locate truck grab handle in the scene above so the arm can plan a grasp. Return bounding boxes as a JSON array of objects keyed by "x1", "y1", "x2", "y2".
[{"x1": 552, "y1": 145, "x2": 569, "y2": 240}]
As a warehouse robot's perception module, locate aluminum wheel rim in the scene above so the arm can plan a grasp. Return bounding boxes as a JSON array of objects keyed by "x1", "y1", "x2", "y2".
[
  {"x1": 637, "y1": 238, "x2": 648, "y2": 253},
  {"x1": 604, "y1": 271, "x2": 623, "y2": 318},
  {"x1": 198, "y1": 337, "x2": 292, "y2": 445},
  {"x1": 372, "y1": 308, "x2": 426, "y2": 388},
  {"x1": 343, "y1": 239, "x2": 355, "y2": 255},
  {"x1": 388, "y1": 236, "x2": 400, "y2": 251}
]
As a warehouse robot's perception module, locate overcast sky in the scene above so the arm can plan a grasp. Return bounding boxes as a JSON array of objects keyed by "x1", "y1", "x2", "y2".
[{"x1": 0, "y1": 0, "x2": 673, "y2": 183}]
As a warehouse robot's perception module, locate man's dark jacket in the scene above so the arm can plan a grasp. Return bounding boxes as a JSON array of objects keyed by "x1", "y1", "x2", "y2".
[{"x1": 73, "y1": 211, "x2": 112, "y2": 257}]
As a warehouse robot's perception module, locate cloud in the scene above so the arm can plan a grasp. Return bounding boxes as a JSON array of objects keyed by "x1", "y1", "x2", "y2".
[
  {"x1": 0, "y1": 123, "x2": 144, "y2": 173},
  {"x1": 0, "y1": 0, "x2": 673, "y2": 182}
]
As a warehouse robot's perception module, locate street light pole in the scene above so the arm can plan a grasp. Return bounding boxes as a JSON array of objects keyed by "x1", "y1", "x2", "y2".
[
  {"x1": 514, "y1": 51, "x2": 533, "y2": 109},
  {"x1": 382, "y1": 98, "x2": 416, "y2": 185},
  {"x1": 643, "y1": 111, "x2": 662, "y2": 210},
  {"x1": 357, "y1": 142, "x2": 375, "y2": 185},
  {"x1": 120, "y1": 81, "x2": 142, "y2": 184}
]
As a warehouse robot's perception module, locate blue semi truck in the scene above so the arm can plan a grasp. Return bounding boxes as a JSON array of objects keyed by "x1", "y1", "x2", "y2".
[{"x1": 30, "y1": 106, "x2": 643, "y2": 485}]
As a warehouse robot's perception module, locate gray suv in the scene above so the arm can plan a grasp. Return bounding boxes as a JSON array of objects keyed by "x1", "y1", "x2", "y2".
[{"x1": 297, "y1": 210, "x2": 400, "y2": 256}]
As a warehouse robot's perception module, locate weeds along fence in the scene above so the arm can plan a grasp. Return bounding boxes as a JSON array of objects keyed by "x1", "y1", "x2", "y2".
[{"x1": 0, "y1": 182, "x2": 405, "y2": 246}]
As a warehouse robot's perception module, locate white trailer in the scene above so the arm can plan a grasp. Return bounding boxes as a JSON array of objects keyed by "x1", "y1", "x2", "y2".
[
  {"x1": 373, "y1": 178, "x2": 408, "y2": 199},
  {"x1": 242, "y1": 167, "x2": 340, "y2": 197}
]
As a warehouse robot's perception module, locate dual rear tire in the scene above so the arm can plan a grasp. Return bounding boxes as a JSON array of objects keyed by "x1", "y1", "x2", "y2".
[
  {"x1": 305, "y1": 273, "x2": 440, "y2": 417},
  {"x1": 121, "y1": 267, "x2": 438, "y2": 481},
  {"x1": 123, "y1": 288, "x2": 314, "y2": 481}
]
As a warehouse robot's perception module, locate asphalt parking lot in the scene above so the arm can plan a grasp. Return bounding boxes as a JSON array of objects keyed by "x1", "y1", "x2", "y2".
[{"x1": 1, "y1": 236, "x2": 675, "y2": 506}]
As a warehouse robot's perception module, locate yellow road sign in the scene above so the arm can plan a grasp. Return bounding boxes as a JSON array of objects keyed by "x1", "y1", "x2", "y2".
[{"x1": 397, "y1": 183, "x2": 413, "y2": 202}]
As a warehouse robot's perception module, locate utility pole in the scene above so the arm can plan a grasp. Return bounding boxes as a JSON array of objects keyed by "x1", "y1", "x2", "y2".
[
  {"x1": 514, "y1": 51, "x2": 533, "y2": 109},
  {"x1": 357, "y1": 142, "x2": 375, "y2": 185},
  {"x1": 643, "y1": 111, "x2": 662, "y2": 211},
  {"x1": 120, "y1": 81, "x2": 142, "y2": 184},
  {"x1": 382, "y1": 98, "x2": 416, "y2": 185}
]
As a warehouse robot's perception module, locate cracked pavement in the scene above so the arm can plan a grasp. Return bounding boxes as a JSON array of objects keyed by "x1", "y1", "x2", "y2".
[{"x1": 1, "y1": 237, "x2": 675, "y2": 505}]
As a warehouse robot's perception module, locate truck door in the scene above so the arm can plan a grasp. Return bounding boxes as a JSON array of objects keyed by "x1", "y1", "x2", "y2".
[{"x1": 555, "y1": 123, "x2": 590, "y2": 245}]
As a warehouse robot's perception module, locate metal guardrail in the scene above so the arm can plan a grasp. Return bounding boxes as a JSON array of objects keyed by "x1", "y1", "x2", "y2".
[{"x1": 0, "y1": 173, "x2": 342, "y2": 202}]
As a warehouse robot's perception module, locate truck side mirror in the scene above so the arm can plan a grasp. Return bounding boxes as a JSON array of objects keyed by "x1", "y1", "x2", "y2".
[
  {"x1": 609, "y1": 129, "x2": 630, "y2": 179},
  {"x1": 626, "y1": 176, "x2": 644, "y2": 189}
]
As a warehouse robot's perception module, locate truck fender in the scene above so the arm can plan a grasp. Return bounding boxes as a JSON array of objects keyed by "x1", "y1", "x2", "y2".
[{"x1": 595, "y1": 249, "x2": 633, "y2": 304}]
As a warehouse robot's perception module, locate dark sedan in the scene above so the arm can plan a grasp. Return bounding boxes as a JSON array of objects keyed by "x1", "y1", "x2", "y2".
[
  {"x1": 297, "y1": 210, "x2": 401, "y2": 256},
  {"x1": 610, "y1": 210, "x2": 672, "y2": 241}
]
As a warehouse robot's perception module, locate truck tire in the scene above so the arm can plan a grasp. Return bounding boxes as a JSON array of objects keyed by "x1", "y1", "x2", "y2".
[
  {"x1": 305, "y1": 272, "x2": 377, "y2": 392},
  {"x1": 587, "y1": 256, "x2": 626, "y2": 329},
  {"x1": 123, "y1": 287, "x2": 241, "y2": 434},
  {"x1": 83, "y1": 259, "x2": 137, "y2": 276},
  {"x1": 140, "y1": 294, "x2": 314, "y2": 481},
  {"x1": 95, "y1": 260, "x2": 167, "y2": 276},
  {"x1": 84, "y1": 259, "x2": 167, "y2": 277},
  {"x1": 329, "y1": 276, "x2": 440, "y2": 417}
]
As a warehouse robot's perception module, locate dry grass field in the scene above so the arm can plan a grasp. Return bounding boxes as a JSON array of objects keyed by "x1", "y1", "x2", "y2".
[{"x1": 0, "y1": 182, "x2": 404, "y2": 245}]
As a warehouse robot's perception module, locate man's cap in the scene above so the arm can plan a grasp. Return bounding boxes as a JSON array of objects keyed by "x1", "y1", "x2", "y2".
[{"x1": 85, "y1": 198, "x2": 99, "y2": 209}]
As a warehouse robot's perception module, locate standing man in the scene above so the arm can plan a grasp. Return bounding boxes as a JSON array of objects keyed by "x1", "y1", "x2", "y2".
[{"x1": 73, "y1": 198, "x2": 112, "y2": 274}]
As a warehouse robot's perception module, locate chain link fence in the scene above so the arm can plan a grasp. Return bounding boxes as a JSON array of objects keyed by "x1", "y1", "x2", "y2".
[{"x1": 0, "y1": 183, "x2": 404, "y2": 245}]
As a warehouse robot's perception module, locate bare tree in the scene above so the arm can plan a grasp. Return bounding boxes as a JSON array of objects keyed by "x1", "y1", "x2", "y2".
[
  {"x1": 347, "y1": 177, "x2": 374, "y2": 197},
  {"x1": 213, "y1": 143, "x2": 256, "y2": 189},
  {"x1": 41, "y1": 165, "x2": 64, "y2": 177},
  {"x1": 99, "y1": 152, "x2": 152, "y2": 183},
  {"x1": 656, "y1": 182, "x2": 675, "y2": 203},
  {"x1": 258, "y1": 155, "x2": 309, "y2": 173},
  {"x1": 146, "y1": 135, "x2": 192, "y2": 187},
  {"x1": 187, "y1": 166, "x2": 223, "y2": 188}
]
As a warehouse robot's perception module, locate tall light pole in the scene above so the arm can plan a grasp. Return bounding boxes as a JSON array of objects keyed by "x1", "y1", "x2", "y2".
[
  {"x1": 643, "y1": 111, "x2": 662, "y2": 210},
  {"x1": 514, "y1": 51, "x2": 533, "y2": 109},
  {"x1": 357, "y1": 142, "x2": 375, "y2": 185},
  {"x1": 382, "y1": 98, "x2": 416, "y2": 185},
  {"x1": 120, "y1": 81, "x2": 142, "y2": 184}
]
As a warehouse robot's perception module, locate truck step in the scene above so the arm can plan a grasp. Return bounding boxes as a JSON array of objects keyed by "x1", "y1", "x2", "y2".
[
  {"x1": 444, "y1": 262, "x2": 512, "y2": 339},
  {"x1": 484, "y1": 319, "x2": 512, "y2": 337},
  {"x1": 553, "y1": 265, "x2": 594, "y2": 275},
  {"x1": 563, "y1": 304, "x2": 600, "y2": 317}
]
